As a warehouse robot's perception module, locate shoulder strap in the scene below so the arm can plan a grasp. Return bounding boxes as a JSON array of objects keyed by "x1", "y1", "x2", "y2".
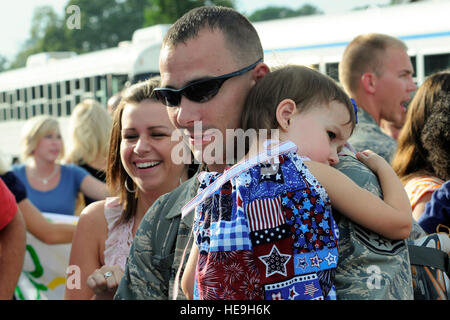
[
  {"x1": 181, "y1": 140, "x2": 297, "y2": 218},
  {"x1": 407, "y1": 244, "x2": 450, "y2": 275}
]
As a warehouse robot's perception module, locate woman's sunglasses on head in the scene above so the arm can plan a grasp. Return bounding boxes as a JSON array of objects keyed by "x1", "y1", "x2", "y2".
[{"x1": 154, "y1": 58, "x2": 263, "y2": 107}]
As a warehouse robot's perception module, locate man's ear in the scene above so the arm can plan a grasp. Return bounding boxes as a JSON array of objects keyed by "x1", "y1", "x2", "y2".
[
  {"x1": 252, "y1": 62, "x2": 270, "y2": 83},
  {"x1": 276, "y1": 99, "x2": 296, "y2": 131},
  {"x1": 361, "y1": 72, "x2": 377, "y2": 94}
]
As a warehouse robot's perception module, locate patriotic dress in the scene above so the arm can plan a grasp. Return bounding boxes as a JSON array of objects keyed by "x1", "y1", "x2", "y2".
[{"x1": 183, "y1": 141, "x2": 339, "y2": 300}]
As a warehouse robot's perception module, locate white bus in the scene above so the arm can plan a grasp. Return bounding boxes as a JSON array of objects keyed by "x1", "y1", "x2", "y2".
[
  {"x1": 1, "y1": 1, "x2": 449, "y2": 161},
  {"x1": 0, "y1": 24, "x2": 170, "y2": 161},
  {"x1": 255, "y1": 0, "x2": 450, "y2": 84}
]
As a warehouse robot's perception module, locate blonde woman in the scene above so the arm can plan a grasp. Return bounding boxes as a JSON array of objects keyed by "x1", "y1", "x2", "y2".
[
  {"x1": 1, "y1": 152, "x2": 75, "y2": 244},
  {"x1": 65, "y1": 99, "x2": 112, "y2": 206},
  {"x1": 12, "y1": 116, "x2": 107, "y2": 216}
]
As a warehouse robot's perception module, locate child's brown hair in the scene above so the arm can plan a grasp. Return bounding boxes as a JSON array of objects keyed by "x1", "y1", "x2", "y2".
[{"x1": 242, "y1": 65, "x2": 356, "y2": 133}]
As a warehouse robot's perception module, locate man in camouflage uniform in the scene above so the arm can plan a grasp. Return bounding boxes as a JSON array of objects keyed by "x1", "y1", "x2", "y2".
[
  {"x1": 115, "y1": 6, "x2": 270, "y2": 299},
  {"x1": 339, "y1": 33, "x2": 417, "y2": 162},
  {"x1": 115, "y1": 8, "x2": 415, "y2": 300}
]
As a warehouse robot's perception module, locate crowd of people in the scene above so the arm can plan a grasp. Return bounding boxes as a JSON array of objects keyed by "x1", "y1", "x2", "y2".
[{"x1": 0, "y1": 6, "x2": 449, "y2": 301}]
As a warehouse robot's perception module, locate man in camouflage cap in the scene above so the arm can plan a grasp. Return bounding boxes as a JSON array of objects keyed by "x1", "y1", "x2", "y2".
[{"x1": 339, "y1": 33, "x2": 417, "y2": 163}]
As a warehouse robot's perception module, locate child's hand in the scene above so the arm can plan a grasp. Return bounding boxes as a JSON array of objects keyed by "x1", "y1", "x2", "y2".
[{"x1": 355, "y1": 149, "x2": 389, "y2": 173}]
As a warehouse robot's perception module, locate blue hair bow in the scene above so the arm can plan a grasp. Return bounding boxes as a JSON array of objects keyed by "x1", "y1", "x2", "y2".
[{"x1": 350, "y1": 98, "x2": 358, "y2": 124}]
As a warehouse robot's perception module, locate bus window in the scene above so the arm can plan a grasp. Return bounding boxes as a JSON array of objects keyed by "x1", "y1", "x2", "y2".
[
  {"x1": 95, "y1": 76, "x2": 102, "y2": 92},
  {"x1": 66, "y1": 101, "x2": 71, "y2": 115},
  {"x1": 325, "y1": 62, "x2": 339, "y2": 81},
  {"x1": 84, "y1": 78, "x2": 91, "y2": 92},
  {"x1": 424, "y1": 53, "x2": 450, "y2": 76},
  {"x1": 410, "y1": 56, "x2": 416, "y2": 75},
  {"x1": 112, "y1": 75, "x2": 128, "y2": 94}
]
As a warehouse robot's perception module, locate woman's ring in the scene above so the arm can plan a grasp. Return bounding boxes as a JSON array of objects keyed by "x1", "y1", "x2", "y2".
[{"x1": 103, "y1": 271, "x2": 113, "y2": 279}]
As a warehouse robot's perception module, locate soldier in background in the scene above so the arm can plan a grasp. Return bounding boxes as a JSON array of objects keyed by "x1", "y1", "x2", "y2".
[{"x1": 339, "y1": 33, "x2": 417, "y2": 162}]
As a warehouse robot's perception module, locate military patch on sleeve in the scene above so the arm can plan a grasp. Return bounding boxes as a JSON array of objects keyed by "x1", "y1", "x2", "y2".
[{"x1": 353, "y1": 224, "x2": 406, "y2": 255}]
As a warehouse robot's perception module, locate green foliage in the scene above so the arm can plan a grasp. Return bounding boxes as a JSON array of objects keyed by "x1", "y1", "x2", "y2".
[
  {"x1": 248, "y1": 4, "x2": 323, "y2": 22},
  {"x1": 64, "y1": 0, "x2": 147, "y2": 52},
  {"x1": 7, "y1": 0, "x2": 236, "y2": 70},
  {"x1": 143, "y1": 0, "x2": 235, "y2": 26},
  {"x1": 0, "y1": 55, "x2": 8, "y2": 72}
]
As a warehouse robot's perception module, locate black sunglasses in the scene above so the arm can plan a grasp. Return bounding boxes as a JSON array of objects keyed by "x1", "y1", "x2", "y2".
[{"x1": 154, "y1": 58, "x2": 263, "y2": 107}]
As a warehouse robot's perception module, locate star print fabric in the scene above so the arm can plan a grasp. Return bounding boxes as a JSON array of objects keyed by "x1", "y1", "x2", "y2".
[{"x1": 193, "y1": 150, "x2": 339, "y2": 300}]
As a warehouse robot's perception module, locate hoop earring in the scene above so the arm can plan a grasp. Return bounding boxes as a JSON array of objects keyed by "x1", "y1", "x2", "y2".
[{"x1": 124, "y1": 177, "x2": 137, "y2": 193}]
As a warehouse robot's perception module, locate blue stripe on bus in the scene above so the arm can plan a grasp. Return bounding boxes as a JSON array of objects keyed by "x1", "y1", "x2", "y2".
[{"x1": 264, "y1": 31, "x2": 450, "y2": 53}]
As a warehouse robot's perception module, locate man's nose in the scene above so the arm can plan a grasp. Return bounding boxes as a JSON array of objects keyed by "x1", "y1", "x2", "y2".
[
  {"x1": 408, "y1": 78, "x2": 417, "y2": 92},
  {"x1": 174, "y1": 97, "x2": 202, "y2": 128}
]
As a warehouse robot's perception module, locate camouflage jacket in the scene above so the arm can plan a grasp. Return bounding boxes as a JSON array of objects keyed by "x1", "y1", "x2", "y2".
[
  {"x1": 115, "y1": 148, "x2": 416, "y2": 300},
  {"x1": 348, "y1": 106, "x2": 397, "y2": 163},
  {"x1": 114, "y1": 175, "x2": 199, "y2": 300},
  {"x1": 334, "y1": 149, "x2": 414, "y2": 300}
]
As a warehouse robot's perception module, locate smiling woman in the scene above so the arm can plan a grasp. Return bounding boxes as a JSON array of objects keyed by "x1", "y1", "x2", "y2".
[{"x1": 65, "y1": 77, "x2": 195, "y2": 300}]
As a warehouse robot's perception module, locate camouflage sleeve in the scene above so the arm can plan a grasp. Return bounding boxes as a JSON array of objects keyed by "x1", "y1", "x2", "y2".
[
  {"x1": 332, "y1": 152, "x2": 414, "y2": 300},
  {"x1": 114, "y1": 194, "x2": 178, "y2": 300},
  {"x1": 169, "y1": 213, "x2": 194, "y2": 300},
  {"x1": 333, "y1": 152, "x2": 382, "y2": 197},
  {"x1": 348, "y1": 108, "x2": 397, "y2": 163}
]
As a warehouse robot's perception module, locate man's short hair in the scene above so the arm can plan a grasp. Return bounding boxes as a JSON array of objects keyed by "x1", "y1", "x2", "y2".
[
  {"x1": 163, "y1": 6, "x2": 263, "y2": 66},
  {"x1": 339, "y1": 33, "x2": 408, "y2": 96}
]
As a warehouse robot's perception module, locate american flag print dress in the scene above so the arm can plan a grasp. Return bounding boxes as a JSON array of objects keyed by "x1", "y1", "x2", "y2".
[{"x1": 190, "y1": 142, "x2": 339, "y2": 300}]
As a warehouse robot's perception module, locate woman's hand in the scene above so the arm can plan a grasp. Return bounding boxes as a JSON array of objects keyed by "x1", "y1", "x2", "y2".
[{"x1": 86, "y1": 265, "x2": 124, "y2": 300}]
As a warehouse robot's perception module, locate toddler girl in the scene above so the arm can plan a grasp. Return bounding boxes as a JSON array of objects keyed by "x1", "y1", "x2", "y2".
[{"x1": 181, "y1": 65, "x2": 412, "y2": 300}]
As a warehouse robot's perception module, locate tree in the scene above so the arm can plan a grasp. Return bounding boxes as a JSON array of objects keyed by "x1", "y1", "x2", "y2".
[
  {"x1": 248, "y1": 4, "x2": 322, "y2": 22},
  {"x1": 143, "y1": 0, "x2": 235, "y2": 25},
  {"x1": 248, "y1": 6, "x2": 297, "y2": 22},
  {"x1": 64, "y1": 0, "x2": 148, "y2": 52},
  {"x1": 8, "y1": 0, "x2": 236, "y2": 70},
  {"x1": 0, "y1": 55, "x2": 8, "y2": 72},
  {"x1": 8, "y1": 6, "x2": 65, "y2": 69},
  {"x1": 390, "y1": 0, "x2": 425, "y2": 4}
]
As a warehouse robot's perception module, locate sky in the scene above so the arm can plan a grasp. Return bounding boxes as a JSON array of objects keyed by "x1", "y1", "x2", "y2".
[{"x1": 0, "y1": 0, "x2": 391, "y2": 62}]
